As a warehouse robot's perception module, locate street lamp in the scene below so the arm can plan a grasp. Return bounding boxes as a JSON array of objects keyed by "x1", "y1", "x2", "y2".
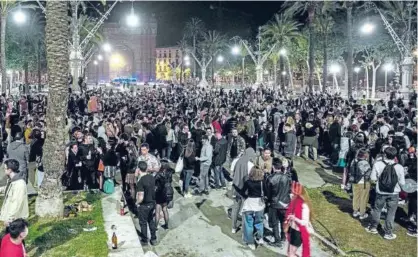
[
  {"x1": 279, "y1": 48, "x2": 287, "y2": 55},
  {"x1": 361, "y1": 23, "x2": 375, "y2": 34},
  {"x1": 103, "y1": 43, "x2": 111, "y2": 52},
  {"x1": 384, "y1": 63, "x2": 393, "y2": 94},
  {"x1": 231, "y1": 45, "x2": 240, "y2": 55},
  {"x1": 94, "y1": 60, "x2": 98, "y2": 65},
  {"x1": 281, "y1": 71, "x2": 286, "y2": 76},
  {"x1": 126, "y1": 7, "x2": 139, "y2": 27},
  {"x1": 13, "y1": 10, "x2": 26, "y2": 24},
  {"x1": 185, "y1": 60, "x2": 190, "y2": 66},
  {"x1": 217, "y1": 55, "x2": 224, "y2": 63},
  {"x1": 184, "y1": 55, "x2": 190, "y2": 61},
  {"x1": 97, "y1": 55, "x2": 103, "y2": 61}
]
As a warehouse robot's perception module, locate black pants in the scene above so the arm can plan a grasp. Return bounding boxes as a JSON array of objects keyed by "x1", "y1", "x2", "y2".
[
  {"x1": 268, "y1": 207, "x2": 287, "y2": 242},
  {"x1": 137, "y1": 203, "x2": 157, "y2": 241},
  {"x1": 82, "y1": 166, "x2": 97, "y2": 189}
]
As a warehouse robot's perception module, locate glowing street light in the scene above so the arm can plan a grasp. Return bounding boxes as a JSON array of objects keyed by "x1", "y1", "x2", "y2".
[
  {"x1": 126, "y1": 8, "x2": 139, "y2": 27},
  {"x1": 97, "y1": 55, "x2": 103, "y2": 61},
  {"x1": 13, "y1": 10, "x2": 26, "y2": 24},
  {"x1": 217, "y1": 55, "x2": 224, "y2": 63},
  {"x1": 103, "y1": 43, "x2": 111, "y2": 52},
  {"x1": 329, "y1": 64, "x2": 341, "y2": 74},
  {"x1": 231, "y1": 45, "x2": 240, "y2": 55},
  {"x1": 361, "y1": 23, "x2": 375, "y2": 34},
  {"x1": 384, "y1": 63, "x2": 393, "y2": 71},
  {"x1": 281, "y1": 71, "x2": 287, "y2": 76},
  {"x1": 185, "y1": 60, "x2": 190, "y2": 66},
  {"x1": 279, "y1": 48, "x2": 287, "y2": 55},
  {"x1": 354, "y1": 67, "x2": 361, "y2": 73},
  {"x1": 94, "y1": 60, "x2": 98, "y2": 65},
  {"x1": 184, "y1": 55, "x2": 190, "y2": 61}
]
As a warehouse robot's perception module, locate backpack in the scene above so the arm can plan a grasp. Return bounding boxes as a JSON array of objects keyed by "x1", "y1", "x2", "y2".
[
  {"x1": 103, "y1": 178, "x2": 115, "y2": 194},
  {"x1": 350, "y1": 159, "x2": 371, "y2": 184},
  {"x1": 378, "y1": 161, "x2": 399, "y2": 193}
]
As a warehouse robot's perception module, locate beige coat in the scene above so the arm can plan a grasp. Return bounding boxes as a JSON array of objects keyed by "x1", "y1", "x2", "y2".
[{"x1": 0, "y1": 178, "x2": 29, "y2": 222}]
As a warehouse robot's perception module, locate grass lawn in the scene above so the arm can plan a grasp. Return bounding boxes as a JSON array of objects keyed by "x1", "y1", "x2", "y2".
[
  {"x1": 1, "y1": 192, "x2": 108, "y2": 257},
  {"x1": 308, "y1": 185, "x2": 417, "y2": 257}
]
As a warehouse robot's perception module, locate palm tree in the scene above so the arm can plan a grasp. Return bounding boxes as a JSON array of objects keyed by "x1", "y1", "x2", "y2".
[
  {"x1": 7, "y1": 12, "x2": 44, "y2": 93},
  {"x1": 201, "y1": 30, "x2": 226, "y2": 85},
  {"x1": 262, "y1": 13, "x2": 301, "y2": 90},
  {"x1": 314, "y1": 4, "x2": 334, "y2": 92},
  {"x1": 0, "y1": 0, "x2": 36, "y2": 93},
  {"x1": 35, "y1": 1, "x2": 69, "y2": 218},
  {"x1": 345, "y1": 1, "x2": 354, "y2": 98},
  {"x1": 283, "y1": 1, "x2": 319, "y2": 92},
  {"x1": 185, "y1": 17, "x2": 205, "y2": 79},
  {"x1": 176, "y1": 36, "x2": 188, "y2": 84}
]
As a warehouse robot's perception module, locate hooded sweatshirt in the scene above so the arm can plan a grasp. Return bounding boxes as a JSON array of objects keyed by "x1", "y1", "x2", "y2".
[
  {"x1": 233, "y1": 148, "x2": 256, "y2": 194},
  {"x1": 7, "y1": 140, "x2": 29, "y2": 179}
]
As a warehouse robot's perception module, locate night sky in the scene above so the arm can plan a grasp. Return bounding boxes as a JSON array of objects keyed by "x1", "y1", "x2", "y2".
[{"x1": 105, "y1": 1, "x2": 284, "y2": 47}]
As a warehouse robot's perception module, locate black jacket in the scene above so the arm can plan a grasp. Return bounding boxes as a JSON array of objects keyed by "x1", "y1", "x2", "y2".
[
  {"x1": 265, "y1": 172, "x2": 291, "y2": 209},
  {"x1": 213, "y1": 138, "x2": 228, "y2": 166}
]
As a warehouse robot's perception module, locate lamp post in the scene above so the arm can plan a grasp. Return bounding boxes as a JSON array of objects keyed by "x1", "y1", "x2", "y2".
[
  {"x1": 384, "y1": 63, "x2": 393, "y2": 94},
  {"x1": 13, "y1": 9, "x2": 26, "y2": 24},
  {"x1": 231, "y1": 45, "x2": 245, "y2": 86}
]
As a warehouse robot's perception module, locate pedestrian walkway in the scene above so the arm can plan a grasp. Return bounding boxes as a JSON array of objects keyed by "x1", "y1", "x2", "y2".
[{"x1": 101, "y1": 186, "x2": 145, "y2": 257}]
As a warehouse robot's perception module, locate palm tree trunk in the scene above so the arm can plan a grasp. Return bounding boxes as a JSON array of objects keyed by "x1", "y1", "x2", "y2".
[
  {"x1": 347, "y1": 3, "x2": 354, "y2": 98},
  {"x1": 24, "y1": 62, "x2": 29, "y2": 94},
  {"x1": 37, "y1": 42, "x2": 42, "y2": 89},
  {"x1": 35, "y1": 1, "x2": 69, "y2": 218},
  {"x1": 273, "y1": 61, "x2": 277, "y2": 89},
  {"x1": 280, "y1": 56, "x2": 285, "y2": 90},
  {"x1": 180, "y1": 63, "x2": 184, "y2": 84},
  {"x1": 193, "y1": 36, "x2": 196, "y2": 79},
  {"x1": 211, "y1": 55, "x2": 215, "y2": 85},
  {"x1": 1, "y1": 14, "x2": 7, "y2": 94},
  {"x1": 322, "y1": 34, "x2": 328, "y2": 92},
  {"x1": 308, "y1": 8, "x2": 315, "y2": 93},
  {"x1": 365, "y1": 66, "x2": 369, "y2": 98}
]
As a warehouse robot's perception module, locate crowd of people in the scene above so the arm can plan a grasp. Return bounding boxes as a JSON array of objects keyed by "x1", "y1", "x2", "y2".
[{"x1": 0, "y1": 84, "x2": 416, "y2": 255}]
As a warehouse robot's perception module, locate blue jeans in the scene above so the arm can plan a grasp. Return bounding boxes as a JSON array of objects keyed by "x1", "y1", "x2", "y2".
[
  {"x1": 182, "y1": 169, "x2": 194, "y2": 193},
  {"x1": 198, "y1": 164, "x2": 210, "y2": 192},
  {"x1": 214, "y1": 165, "x2": 226, "y2": 188},
  {"x1": 243, "y1": 210, "x2": 264, "y2": 244},
  {"x1": 162, "y1": 144, "x2": 172, "y2": 160}
]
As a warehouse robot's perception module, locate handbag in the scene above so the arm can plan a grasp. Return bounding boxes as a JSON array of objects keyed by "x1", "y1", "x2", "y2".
[
  {"x1": 175, "y1": 157, "x2": 184, "y2": 173},
  {"x1": 98, "y1": 160, "x2": 105, "y2": 172}
]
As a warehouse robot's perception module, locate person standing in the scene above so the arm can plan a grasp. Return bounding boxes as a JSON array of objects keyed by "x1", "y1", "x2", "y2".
[
  {"x1": 213, "y1": 132, "x2": 228, "y2": 189},
  {"x1": 194, "y1": 135, "x2": 213, "y2": 195},
  {"x1": 366, "y1": 146, "x2": 405, "y2": 240},
  {"x1": 241, "y1": 168, "x2": 265, "y2": 250},
  {"x1": 182, "y1": 139, "x2": 196, "y2": 198},
  {"x1": 265, "y1": 158, "x2": 291, "y2": 247},
  {"x1": 136, "y1": 161, "x2": 157, "y2": 246},
  {"x1": 285, "y1": 182, "x2": 313, "y2": 257},
  {"x1": 6, "y1": 133, "x2": 29, "y2": 183},
  {"x1": 231, "y1": 148, "x2": 256, "y2": 234},
  {"x1": 0, "y1": 160, "x2": 28, "y2": 226}
]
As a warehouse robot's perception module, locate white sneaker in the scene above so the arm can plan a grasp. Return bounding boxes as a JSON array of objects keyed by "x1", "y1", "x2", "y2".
[
  {"x1": 359, "y1": 213, "x2": 369, "y2": 220},
  {"x1": 353, "y1": 211, "x2": 360, "y2": 218},
  {"x1": 341, "y1": 184, "x2": 346, "y2": 190},
  {"x1": 248, "y1": 244, "x2": 256, "y2": 250},
  {"x1": 256, "y1": 238, "x2": 265, "y2": 246},
  {"x1": 231, "y1": 228, "x2": 237, "y2": 234},
  {"x1": 384, "y1": 234, "x2": 397, "y2": 240}
]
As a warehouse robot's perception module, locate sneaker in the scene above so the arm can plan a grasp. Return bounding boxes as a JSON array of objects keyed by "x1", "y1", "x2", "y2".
[
  {"x1": 384, "y1": 234, "x2": 397, "y2": 240},
  {"x1": 359, "y1": 213, "x2": 369, "y2": 220},
  {"x1": 353, "y1": 211, "x2": 360, "y2": 218},
  {"x1": 268, "y1": 241, "x2": 283, "y2": 248},
  {"x1": 203, "y1": 190, "x2": 210, "y2": 195},
  {"x1": 150, "y1": 239, "x2": 158, "y2": 246},
  {"x1": 192, "y1": 191, "x2": 202, "y2": 196},
  {"x1": 365, "y1": 226, "x2": 378, "y2": 234},
  {"x1": 256, "y1": 238, "x2": 265, "y2": 246},
  {"x1": 248, "y1": 244, "x2": 256, "y2": 250},
  {"x1": 407, "y1": 230, "x2": 417, "y2": 237},
  {"x1": 231, "y1": 228, "x2": 237, "y2": 234}
]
